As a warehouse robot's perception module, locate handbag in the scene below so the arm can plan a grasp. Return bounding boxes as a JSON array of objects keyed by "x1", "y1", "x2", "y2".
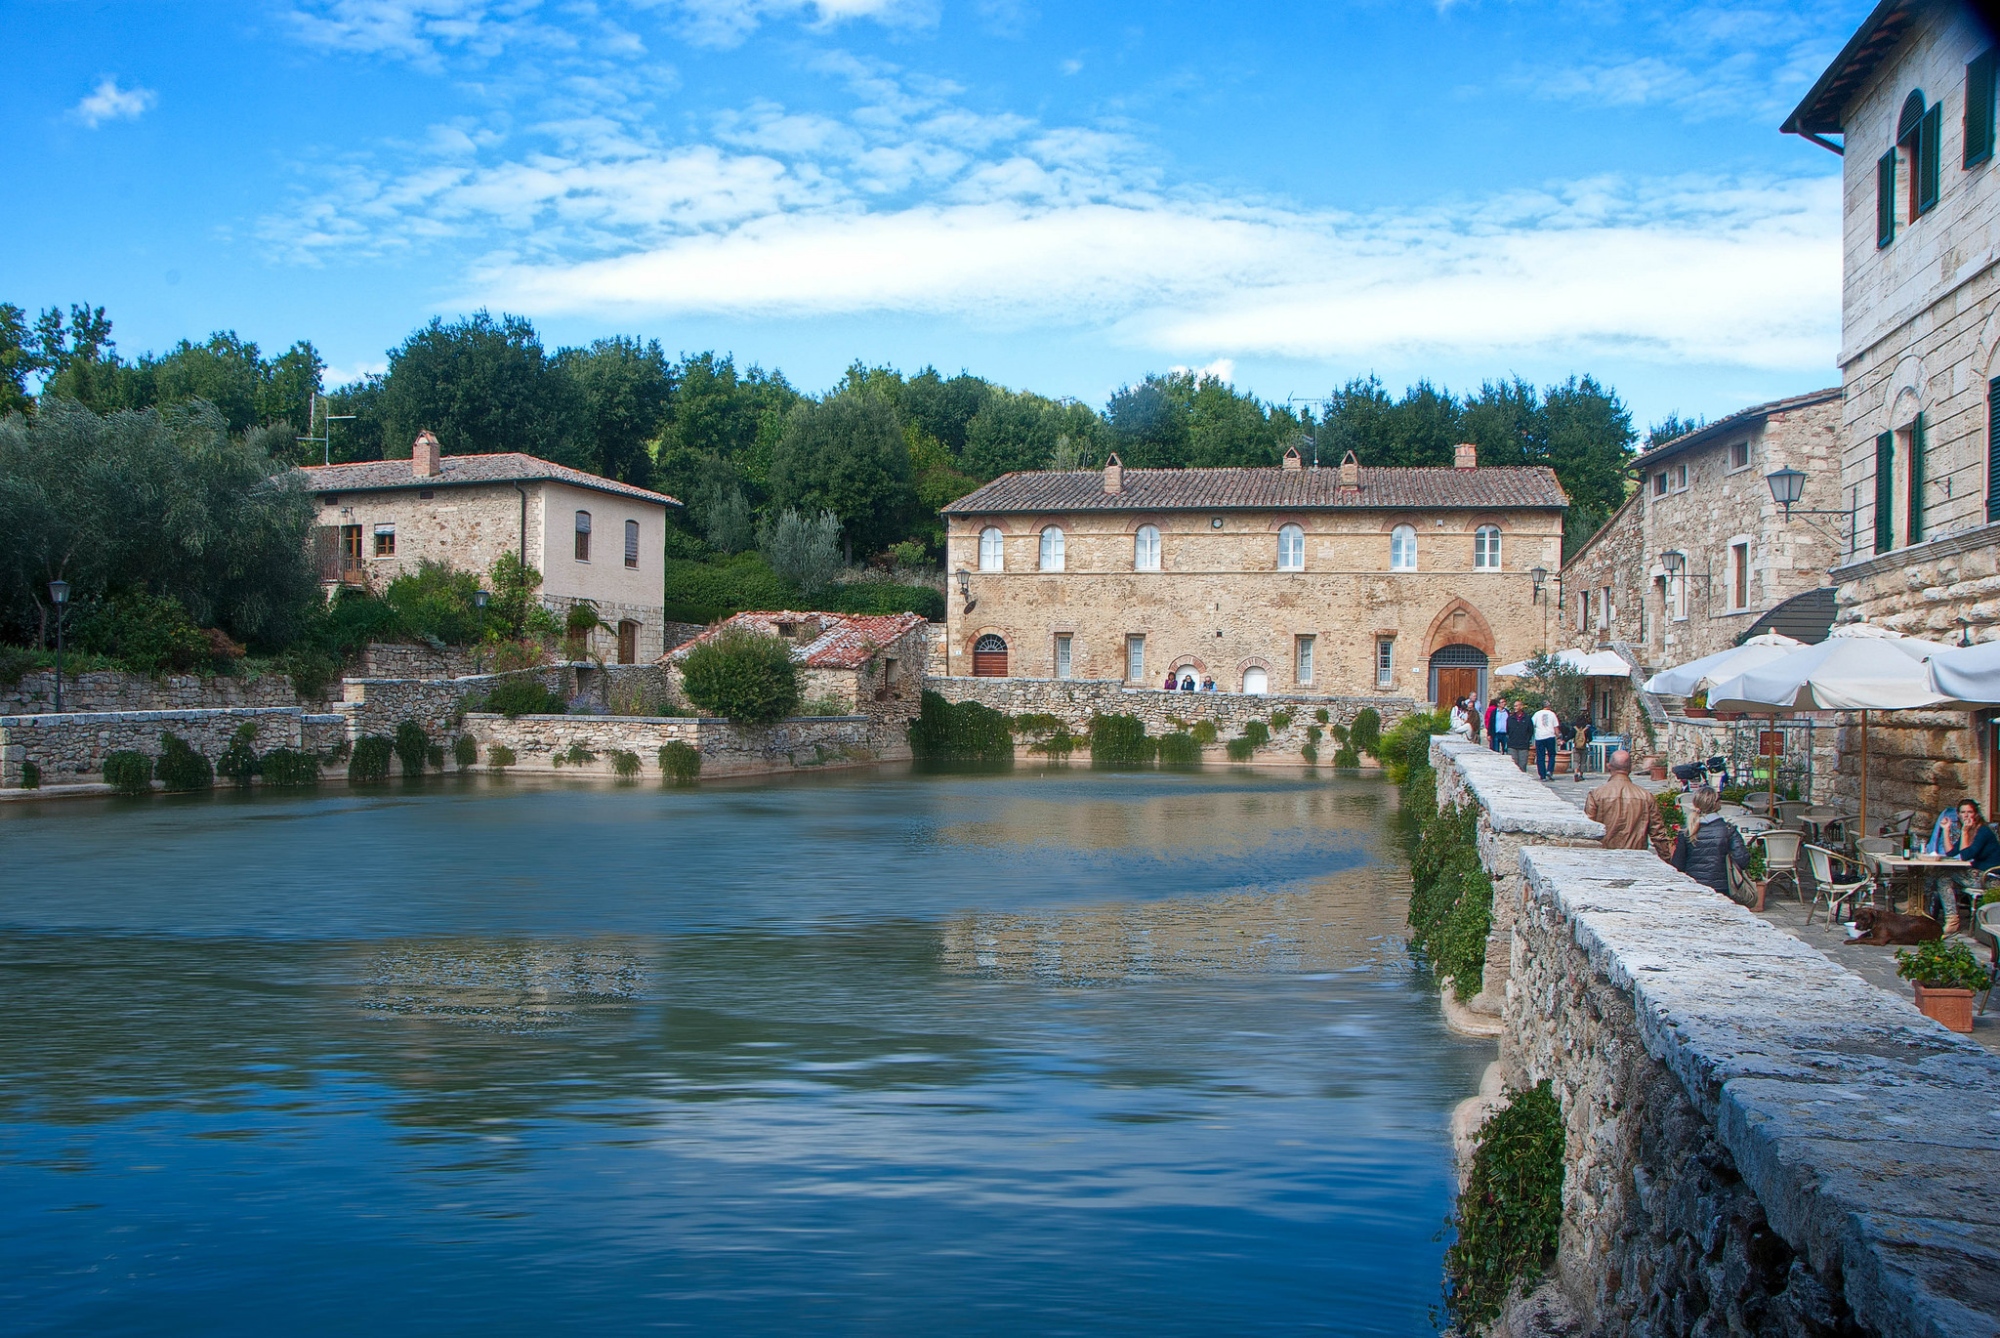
[{"x1": 1669, "y1": 830, "x2": 1691, "y2": 872}]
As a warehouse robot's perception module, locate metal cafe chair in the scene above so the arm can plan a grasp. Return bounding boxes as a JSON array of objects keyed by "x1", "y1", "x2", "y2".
[
  {"x1": 1752, "y1": 828, "x2": 1805, "y2": 909},
  {"x1": 1804, "y1": 844, "x2": 1874, "y2": 927},
  {"x1": 1977, "y1": 901, "x2": 2000, "y2": 1016},
  {"x1": 1776, "y1": 801, "x2": 1813, "y2": 829}
]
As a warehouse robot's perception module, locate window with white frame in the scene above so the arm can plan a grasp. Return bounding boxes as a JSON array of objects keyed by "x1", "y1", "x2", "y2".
[
  {"x1": 1653, "y1": 471, "x2": 1669, "y2": 497},
  {"x1": 1134, "y1": 524, "x2": 1161, "y2": 572},
  {"x1": 1295, "y1": 634, "x2": 1315, "y2": 685},
  {"x1": 1376, "y1": 637, "x2": 1395, "y2": 688},
  {"x1": 1278, "y1": 524, "x2": 1305, "y2": 571},
  {"x1": 1473, "y1": 525, "x2": 1501, "y2": 570},
  {"x1": 1672, "y1": 463, "x2": 1689, "y2": 492},
  {"x1": 1054, "y1": 634, "x2": 1073, "y2": 679},
  {"x1": 373, "y1": 523, "x2": 396, "y2": 557},
  {"x1": 1039, "y1": 526, "x2": 1065, "y2": 571},
  {"x1": 979, "y1": 526, "x2": 1004, "y2": 572},
  {"x1": 1125, "y1": 634, "x2": 1145, "y2": 682},
  {"x1": 1390, "y1": 524, "x2": 1416, "y2": 571}
]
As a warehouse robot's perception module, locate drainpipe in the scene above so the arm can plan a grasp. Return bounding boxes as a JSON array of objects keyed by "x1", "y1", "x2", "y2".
[{"x1": 512, "y1": 482, "x2": 529, "y2": 567}]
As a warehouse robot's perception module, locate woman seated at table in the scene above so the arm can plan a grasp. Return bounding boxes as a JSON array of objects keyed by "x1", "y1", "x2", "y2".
[{"x1": 1936, "y1": 799, "x2": 2000, "y2": 934}]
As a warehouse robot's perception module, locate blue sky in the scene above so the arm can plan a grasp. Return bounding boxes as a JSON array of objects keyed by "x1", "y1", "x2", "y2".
[{"x1": 4, "y1": 0, "x2": 1870, "y2": 432}]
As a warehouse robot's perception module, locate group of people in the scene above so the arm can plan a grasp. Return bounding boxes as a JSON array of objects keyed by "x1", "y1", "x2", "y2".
[
  {"x1": 1446, "y1": 695, "x2": 1593, "y2": 783},
  {"x1": 1583, "y1": 748, "x2": 2000, "y2": 930},
  {"x1": 1161, "y1": 672, "x2": 1218, "y2": 692}
]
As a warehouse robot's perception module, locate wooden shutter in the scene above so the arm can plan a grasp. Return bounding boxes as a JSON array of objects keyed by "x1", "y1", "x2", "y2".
[
  {"x1": 1875, "y1": 432, "x2": 1895, "y2": 553},
  {"x1": 1968, "y1": 51, "x2": 1997, "y2": 167},
  {"x1": 1877, "y1": 150, "x2": 1897, "y2": 247},
  {"x1": 1919, "y1": 103, "x2": 1943, "y2": 213},
  {"x1": 1907, "y1": 413, "x2": 1926, "y2": 545},
  {"x1": 1988, "y1": 378, "x2": 2000, "y2": 522}
]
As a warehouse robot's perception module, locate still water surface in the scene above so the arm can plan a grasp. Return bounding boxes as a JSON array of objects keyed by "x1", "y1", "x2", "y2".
[{"x1": 0, "y1": 768, "x2": 1485, "y2": 1334}]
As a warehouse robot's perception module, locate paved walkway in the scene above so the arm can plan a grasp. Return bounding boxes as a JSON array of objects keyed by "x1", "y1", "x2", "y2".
[{"x1": 1513, "y1": 761, "x2": 2000, "y2": 1054}]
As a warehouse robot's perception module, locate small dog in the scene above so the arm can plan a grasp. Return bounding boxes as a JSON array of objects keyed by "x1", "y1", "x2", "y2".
[{"x1": 1845, "y1": 905, "x2": 1942, "y2": 946}]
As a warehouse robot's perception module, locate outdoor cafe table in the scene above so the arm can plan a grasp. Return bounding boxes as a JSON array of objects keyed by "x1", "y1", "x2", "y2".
[{"x1": 1866, "y1": 853, "x2": 1969, "y2": 913}]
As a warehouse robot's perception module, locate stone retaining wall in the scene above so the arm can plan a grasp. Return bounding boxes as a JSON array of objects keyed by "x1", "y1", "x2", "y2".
[
  {"x1": 0, "y1": 707, "x2": 349, "y2": 787},
  {"x1": 931, "y1": 676, "x2": 1416, "y2": 762},
  {"x1": 355, "y1": 643, "x2": 492, "y2": 680},
  {"x1": 462, "y1": 712, "x2": 903, "y2": 779},
  {"x1": 1430, "y1": 739, "x2": 2000, "y2": 1336},
  {"x1": 339, "y1": 667, "x2": 574, "y2": 740},
  {"x1": 1, "y1": 669, "x2": 307, "y2": 716}
]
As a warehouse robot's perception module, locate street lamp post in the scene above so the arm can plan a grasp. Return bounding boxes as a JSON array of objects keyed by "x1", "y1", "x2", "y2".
[
  {"x1": 48, "y1": 580, "x2": 70, "y2": 713},
  {"x1": 1529, "y1": 565, "x2": 1548, "y2": 602}
]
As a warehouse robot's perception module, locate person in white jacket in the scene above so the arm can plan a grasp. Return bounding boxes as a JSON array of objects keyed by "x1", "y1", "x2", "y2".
[{"x1": 1531, "y1": 704, "x2": 1561, "y2": 780}]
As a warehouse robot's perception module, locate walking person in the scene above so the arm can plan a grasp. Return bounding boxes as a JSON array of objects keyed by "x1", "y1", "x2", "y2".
[
  {"x1": 1569, "y1": 711, "x2": 1594, "y2": 782},
  {"x1": 1505, "y1": 700, "x2": 1533, "y2": 771},
  {"x1": 1488, "y1": 699, "x2": 1509, "y2": 754},
  {"x1": 1531, "y1": 701, "x2": 1561, "y2": 781},
  {"x1": 1677, "y1": 786, "x2": 1749, "y2": 900},
  {"x1": 1583, "y1": 750, "x2": 1672, "y2": 857}
]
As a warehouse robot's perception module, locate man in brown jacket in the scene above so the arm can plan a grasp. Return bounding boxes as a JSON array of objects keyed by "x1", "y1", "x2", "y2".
[{"x1": 1583, "y1": 750, "x2": 1672, "y2": 858}]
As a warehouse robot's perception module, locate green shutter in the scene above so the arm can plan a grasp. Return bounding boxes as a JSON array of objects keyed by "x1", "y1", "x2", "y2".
[
  {"x1": 1878, "y1": 150, "x2": 1897, "y2": 247},
  {"x1": 1919, "y1": 103, "x2": 1943, "y2": 212},
  {"x1": 1989, "y1": 378, "x2": 2000, "y2": 522},
  {"x1": 1875, "y1": 432, "x2": 1895, "y2": 553},
  {"x1": 1907, "y1": 413, "x2": 1926, "y2": 545},
  {"x1": 1968, "y1": 51, "x2": 1997, "y2": 167}
]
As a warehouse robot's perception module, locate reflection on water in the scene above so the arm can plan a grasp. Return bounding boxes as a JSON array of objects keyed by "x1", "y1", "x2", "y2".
[{"x1": 0, "y1": 768, "x2": 1485, "y2": 1335}]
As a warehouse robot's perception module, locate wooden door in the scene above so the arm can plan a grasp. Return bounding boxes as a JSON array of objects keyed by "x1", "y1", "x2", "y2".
[
  {"x1": 617, "y1": 620, "x2": 639, "y2": 665},
  {"x1": 972, "y1": 635, "x2": 1008, "y2": 677},
  {"x1": 1437, "y1": 667, "x2": 1478, "y2": 708}
]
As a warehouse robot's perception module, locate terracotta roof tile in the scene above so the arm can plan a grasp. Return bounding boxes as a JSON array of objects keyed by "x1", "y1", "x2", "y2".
[
  {"x1": 298, "y1": 452, "x2": 679, "y2": 507},
  {"x1": 666, "y1": 610, "x2": 930, "y2": 670},
  {"x1": 940, "y1": 464, "x2": 1567, "y2": 514}
]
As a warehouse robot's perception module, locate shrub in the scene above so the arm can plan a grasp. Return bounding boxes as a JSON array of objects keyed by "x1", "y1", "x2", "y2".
[
  {"x1": 1224, "y1": 736, "x2": 1255, "y2": 763},
  {"x1": 798, "y1": 693, "x2": 850, "y2": 717},
  {"x1": 680, "y1": 627, "x2": 801, "y2": 725},
  {"x1": 1088, "y1": 714, "x2": 1155, "y2": 766},
  {"x1": 487, "y1": 743, "x2": 517, "y2": 771},
  {"x1": 19, "y1": 759, "x2": 42, "y2": 789},
  {"x1": 1013, "y1": 713, "x2": 1065, "y2": 735},
  {"x1": 1157, "y1": 732, "x2": 1201, "y2": 768},
  {"x1": 1441, "y1": 1081, "x2": 1566, "y2": 1333},
  {"x1": 1190, "y1": 719, "x2": 1218, "y2": 746},
  {"x1": 1028, "y1": 726, "x2": 1079, "y2": 759},
  {"x1": 155, "y1": 732, "x2": 213, "y2": 792},
  {"x1": 260, "y1": 748, "x2": 319, "y2": 786},
  {"x1": 1334, "y1": 744, "x2": 1361, "y2": 769},
  {"x1": 611, "y1": 749, "x2": 642, "y2": 779},
  {"x1": 1314, "y1": 707, "x2": 1330, "y2": 724},
  {"x1": 1405, "y1": 802, "x2": 1494, "y2": 999},
  {"x1": 554, "y1": 742, "x2": 597, "y2": 767},
  {"x1": 1350, "y1": 708, "x2": 1382, "y2": 755},
  {"x1": 908, "y1": 691, "x2": 1013, "y2": 763},
  {"x1": 1305, "y1": 724, "x2": 1323, "y2": 746},
  {"x1": 73, "y1": 590, "x2": 215, "y2": 675},
  {"x1": 350, "y1": 735, "x2": 394, "y2": 783},
  {"x1": 1895, "y1": 938, "x2": 1991, "y2": 991},
  {"x1": 1299, "y1": 743, "x2": 1318, "y2": 767},
  {"x1": 1241, "y1": 719, "x2": 1271, "y2": 749},
  {"x1": 659, "y1": 740, "x2": 702, "y2": 782},
  {"x1": 383, "y1": 559, "x2": 489, "y2": 646},
  {"x1": 1269, "y1": 709, "x2": 1294, "y2": 732},
  {"x1": 482, "y1": 677, "x2": 568, "y2": 718},
  {"x1": 1374, "y1": 708, "x2": 1450, "y2": 783},
  {"x1": 0, "y1": 645, "x2": 36, "y2": 686},
  {"x1": 453, "y1": 735, "x2": 478, "y2": 769},
  {"x1": 1655, "y1": 790, "x2": 1684, "y2": 832},
  {"x1": 104, "y1": 750, "x2": 154, "y2": 795},
  {"x1": 426, "y1": 743, "x2": 445, "y2": 770},
  {"x1": 821, "y1": 580, "x2": 947, "y2": 622},
  {"x1": 217, "y1": 723, "x2": 260, "y2": 786},
  {"x1": 660, "y1": 552, "x2": 796, "y2": 625},
  {"x1": 280, "y1": 647, "x2": 342, "y2": 700},
  {"x1": 394, "y1": 721, "x2": 429, "y2": 777},
  {"x1": 564, "y1": 602, "x2": 602, "y2": 640}
]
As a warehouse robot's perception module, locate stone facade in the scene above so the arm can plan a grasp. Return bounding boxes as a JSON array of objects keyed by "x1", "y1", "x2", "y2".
[
  {"x1": 935, "y1": 675, "x2": 1415, "y2": 763},
  {"x1": 0, "y1": 707, "x2": 349, "y2": 788},
  {"x1": 301, "y1": 445, "x2": 676, "y2": 664},
  {"x1": 0, "y1": 668, "x2": 309, "y2": 716},
  {"x1": 339, "y1": 667, "x2": 576, "y2": 742},
  {"x1": 461, "y1": 712, "x2": 898, "y2": 779},
  {"x1": 940, "y1": 450, "x2": 1565, "y2": 705}
]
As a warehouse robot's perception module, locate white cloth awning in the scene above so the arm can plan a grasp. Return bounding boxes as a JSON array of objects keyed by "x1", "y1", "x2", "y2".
[
  {"x1": 1926, "y1": 638, "x2": 2000, "y2": 705},
  {"x1": 1705, "y1": 627, "x2": 1955, "y2": 713},
  {"x1": 1494, "y1": 648, "x2": 1633, "y2": 678},
  {"x1": 1641, "y1": 632, "x2": 1800, "y2": 697}
]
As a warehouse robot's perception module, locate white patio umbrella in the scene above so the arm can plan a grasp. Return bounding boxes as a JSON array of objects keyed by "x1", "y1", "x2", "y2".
[
  {"x1": 1641, "y1": 632, "x2": 1801, "y2": 696},
  {"x1": 1926, "y1": 638, "x2": 2000, "y2": 705},
  {"x1": 1706, "y1": 627, "x2": 1957, "y2": 834},
  {"x1": 1493, "y1": 647, "x2": 1633, "y2": 677}
]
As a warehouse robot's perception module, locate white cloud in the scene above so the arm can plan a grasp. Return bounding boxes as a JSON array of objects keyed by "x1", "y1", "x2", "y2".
[
  {"x1": 72, "y1": 77, "x2": 157, "y2": 128},
  {"x1": 1172, "y1": 359, "x2": 1235, "y2": 383}
]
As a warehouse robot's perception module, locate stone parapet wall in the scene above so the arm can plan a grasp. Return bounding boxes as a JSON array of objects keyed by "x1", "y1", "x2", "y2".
[
  {"x1": 338, "y1": 667, "x2": 574, "y2": 740},
  {"x1": 356, "y1": 643, "x2": 495, "y2": 680},
  {"x1": 462, "y1": 712, "x2": 903, "y2": 779},
  {"x1": 0, "y1": 669, "x2": 306, "y2": 717},
  {"x1": 0, "y1": 707, "x2": 334, "y2": 787},
  {"x1": 931, "y1": 676, "x2": 1415, "y2": 762}
]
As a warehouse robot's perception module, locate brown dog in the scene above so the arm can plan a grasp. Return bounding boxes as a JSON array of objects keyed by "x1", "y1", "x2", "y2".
[{"x1": 1846, "y1": 905, "x2": 1942, "y2": 946}]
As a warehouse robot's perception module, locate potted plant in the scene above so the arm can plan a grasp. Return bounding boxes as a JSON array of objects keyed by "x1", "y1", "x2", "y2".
[
  {"x1": 1648, "y1": 756, "x2": 1669, "y2": 782},
  {"x1": 1894, "y1": 938, "x2": 1991, "y2": 1034},
  {"x1": 1683, "y1": 689, "x2": 1711, "y2": 719}
]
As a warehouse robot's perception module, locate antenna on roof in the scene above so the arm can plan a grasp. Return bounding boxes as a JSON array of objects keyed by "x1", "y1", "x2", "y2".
[{"x1": 296, "y1": 391, "x2": 356, "y2": 465}]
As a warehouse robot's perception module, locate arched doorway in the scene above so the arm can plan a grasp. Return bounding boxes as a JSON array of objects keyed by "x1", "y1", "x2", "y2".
[
  {"x1": 1243, "y1": 667, "x2": 1270, "y2": 695},
  {"x1": 1428, "y1": 644, "x2": 1488, "y2": 706},
  {"x1": 972, "y1": 634, "x2": 1008, "y2": 677}
]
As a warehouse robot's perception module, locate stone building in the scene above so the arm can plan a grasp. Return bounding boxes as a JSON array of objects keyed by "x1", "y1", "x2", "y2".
[
  {"x1": 1559, "y1": 389, "x2": 1844, "y2": 733},
  {"x1": 937, "y1": 445, "x2": 1566, "y2": 704},
  {"x1": 665, "y1": 610, "x2": 930, "y2": 729},
  {"x1": 1784, "y1": 0, "x2": 2000, "y2": 813},
  {"x1": 299, "y1": 433, "x2": 680, "y2": 664}
]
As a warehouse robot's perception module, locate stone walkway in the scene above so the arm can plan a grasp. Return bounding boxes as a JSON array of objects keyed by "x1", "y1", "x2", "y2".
[{"x1": 1522, "y1": 764, "x2": 2000, "y2": 1054}]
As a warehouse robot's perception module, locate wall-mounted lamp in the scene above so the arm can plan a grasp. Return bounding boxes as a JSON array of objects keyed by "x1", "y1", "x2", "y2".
[
  {"x1": 1529, "y1": 566, "x2": 1548, "y2": 601},
  {"x1": 1765, "y1": 466, "x2": 1806, "y2": 519},
  {"x1": 955, "y1": 569, "x2": 970, "y2": 600},
  {"x1": 1660, "y1": 550, "x2": 1687, "y2": 577}
]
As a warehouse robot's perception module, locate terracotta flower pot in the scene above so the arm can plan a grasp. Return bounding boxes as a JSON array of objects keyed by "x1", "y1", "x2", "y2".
[
  {"x1": 1649, "y1": 760, "x2": 1668, "y2": 782},
  {"x1": 1683, "y1": 707, "x2": 1711, "y2": 719},
  {"x1": 1912, "y1": 984, "x2": 1976, "y2": 1034}
]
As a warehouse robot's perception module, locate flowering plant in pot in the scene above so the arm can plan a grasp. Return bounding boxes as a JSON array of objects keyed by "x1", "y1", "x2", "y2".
[
  {"x1": 1683, "y1": 689, "x2": 1711, "y2": 719},
  {"x1": 1894, "y1": 938, "x2": 1990, "y2": 1034}
]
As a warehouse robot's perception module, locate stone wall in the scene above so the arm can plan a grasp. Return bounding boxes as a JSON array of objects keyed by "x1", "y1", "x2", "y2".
[
  {"x1": 0, "y1": 707, "x2": 348, "y2": 787},
  {"x1": 338, "y1": 667, "x2": 574, "y2": 740},
  {"x1": 356, "y1": 643, "x2": 495, "y2": 679},
  {"x1": 932, "y1": 676, "x2": 1416, "y2": 762},
  {"x1": 461, "y1": 712, "x2": 901, "y2": 779},
  {"x1": 0, "y1": 669, "x2": 308, "y2": 716},
  {"x1": 1429, "y1": 740, "x2": 2000, "y2": 1336}
]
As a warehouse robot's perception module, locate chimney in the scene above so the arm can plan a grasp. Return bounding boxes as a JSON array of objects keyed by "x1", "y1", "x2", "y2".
[
  {"x1": 1454, "y1": 442, "x2": 1477, "y2": 470},
  {"x1": 1338, "y1": 450, "x2": 1360, "y2": 497},
  {"x1": 1282, "y1": 445, "x2": 1302, "y2": 472},
  {"x1": 1103, "y1": 452, "x2": 1123, "y2": 495},
  {"x1": 412, "y1": 430, "x2": 441, "y2": 478}
]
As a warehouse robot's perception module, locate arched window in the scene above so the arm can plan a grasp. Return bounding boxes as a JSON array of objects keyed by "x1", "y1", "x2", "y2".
[
  {"x1": 1134, "y1": 524, "x2": 1161, "y2": 572},
  {"x1": 1277, "y1": 524, "x2": 1304, "y2": 571},
  {"x1": 1390, "y1": 524, "x2": 1417, "y2": 571},
  {"x1": 624, "y1": 519, "x2": 640, "y2": 569},
  {"x1": 979, "y1": 526, "x2": 1004, "y2": 572},
  {"x1": 1243, "y1": 667, "x2": 1270, "y2": 695},
  {"x1": 972, "y1": 634, "x2": 1008, "y2": 677},
  {"x1": 574, "y1": 510, "x2": 592, "y2": 561},
  {"x1": 1473, "y1": 525, "x2": 1501, "y2": 570},
  {"x1": 1039, "y1": 526, "x2": 1065, "y2": 571}
]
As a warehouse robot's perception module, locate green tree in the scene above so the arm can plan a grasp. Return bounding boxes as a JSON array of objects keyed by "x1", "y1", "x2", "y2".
[
  {"x1": 769, "y1": 391, "x2": 913, "y2": 560},
  {"x1": 1644, "y1": 411, "x2": 1704, "y2": 449},
  {"x1": 0, "y1": 304, "x2": 37, "y2": 416},
  {"x1": 558, "y1": 336, "x2": 673, "y2": 486},
  {"x1": 376, "y1": 311, "x2": 584, "y2": 467},
  {"x1": 759, "y1": 508, "x2": 842, "y2": 594},
  {"x1": 963, "y1": 389, "x2": 1102, "y2": 478}
]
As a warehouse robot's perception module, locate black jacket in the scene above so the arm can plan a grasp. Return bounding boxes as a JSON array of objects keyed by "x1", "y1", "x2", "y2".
[
  {"x1": 1506, "y1": 714, "x2": 1533, "y2": 749},
  {"x1": 1949, "y1": 822, "x2": 2000, "y2": 872},
  {"x1": 1683, "y1": 815, "x2": 1749, "y2": 897}
]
